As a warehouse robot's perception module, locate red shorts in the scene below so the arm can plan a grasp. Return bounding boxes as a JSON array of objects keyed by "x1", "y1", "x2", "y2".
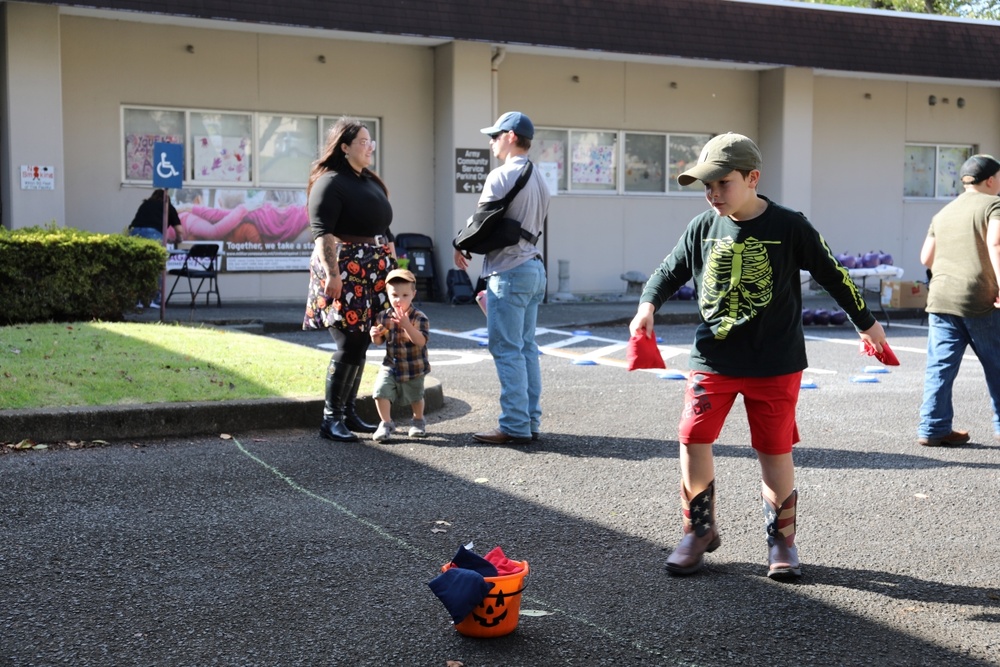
[{"x1": 678, "y1": 371, "x2": 802, "y2": 455}]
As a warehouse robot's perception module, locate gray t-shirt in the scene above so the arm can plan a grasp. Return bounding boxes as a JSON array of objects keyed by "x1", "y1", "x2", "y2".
[
  {"x1": 926, "y1": 190, "x2": 1000, "y2": 317},
  {"x1": 477, "y1": 154, "x2": 550, "y2": 277}
]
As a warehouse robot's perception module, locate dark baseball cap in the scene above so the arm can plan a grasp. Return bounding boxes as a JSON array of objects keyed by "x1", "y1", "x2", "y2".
[
  {"x1": 677, "y1": 132, "x2": 762, "y2": 186},
  {"x1": 480, "y1": 111, "x2": 534, "y2": 139},
  {"x1": 960, "y1": 154, "x2": 1000, "y2": 184}
]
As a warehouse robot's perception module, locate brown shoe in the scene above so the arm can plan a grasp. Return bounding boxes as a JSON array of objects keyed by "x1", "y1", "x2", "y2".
[
  {"x1": 918, "y1": 430, "x2": 970, "y2": 447},
  {"x1": 472, "y1": 428, "x2": 532, "y2": 445}
]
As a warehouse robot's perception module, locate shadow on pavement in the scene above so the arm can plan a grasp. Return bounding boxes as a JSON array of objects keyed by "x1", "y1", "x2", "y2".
[{"x1": 1, "y1": 431, "x2": 995, "y2": 666}]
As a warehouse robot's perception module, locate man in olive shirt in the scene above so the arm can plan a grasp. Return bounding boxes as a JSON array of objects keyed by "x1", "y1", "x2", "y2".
[{"x1": 917, "y1": 154, "x2": 1000, "y2": 447}]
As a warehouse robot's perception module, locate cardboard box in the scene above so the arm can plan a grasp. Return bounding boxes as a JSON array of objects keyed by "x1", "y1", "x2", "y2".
[{"x1": 880, "y1": 280, "x2": 927, "y2": 309}]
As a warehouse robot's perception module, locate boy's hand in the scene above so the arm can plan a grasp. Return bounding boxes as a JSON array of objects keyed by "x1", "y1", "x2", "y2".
[
  {"x1": 370, "y1": 323, "x2": 386, "y2": 342},
  {"x1": 858, "y1": 320, "x2": 887, "y2": 352},
  {"x1": 629, "y1": 302, "x2": 656, "y2": 338}
]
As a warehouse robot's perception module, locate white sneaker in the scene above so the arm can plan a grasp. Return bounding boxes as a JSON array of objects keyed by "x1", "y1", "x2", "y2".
[
  {"x1": 408, "y1": 419, "x2": 427, "y2": 438},
  {"x1": 373, "y1": 421, "x2": 395, "y2": 443}
]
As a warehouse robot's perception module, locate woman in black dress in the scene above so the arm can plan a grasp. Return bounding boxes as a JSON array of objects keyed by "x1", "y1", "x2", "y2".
[{"x1": 303, "y1": 118, "x2": 396, "y2": 442}]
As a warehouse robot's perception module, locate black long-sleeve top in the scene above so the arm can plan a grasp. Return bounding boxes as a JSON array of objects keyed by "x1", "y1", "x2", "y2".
[
  {"x1": 130, "y1": 198, "x2": 181, "y2": 231},
  {"x1": 641, "y1": 196, "x2": 876, "y2": 377},
  {"x1": 308, "y1": 169, "x2": 393, "y2": 241}
]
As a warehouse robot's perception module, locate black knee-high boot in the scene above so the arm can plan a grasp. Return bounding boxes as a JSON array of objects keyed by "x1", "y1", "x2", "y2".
[
  {"x1": 320, "y1": 360, "x2": 359, "y2": 442},
  {"x1": 344, "y1": 364, "x2": 377, "y2": 433}
]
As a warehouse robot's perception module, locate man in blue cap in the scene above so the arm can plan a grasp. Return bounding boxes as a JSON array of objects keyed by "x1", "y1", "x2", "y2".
[{"x1": 454, "y1": 111, "x2": 550, "y2": 444}]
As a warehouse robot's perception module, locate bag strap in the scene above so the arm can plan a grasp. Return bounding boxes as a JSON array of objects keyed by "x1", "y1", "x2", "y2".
[
  {"x1": 506, "y1": 162, "x2": 541, "y2": 245},
  {"x1": 519, "y1": 226, "x2": 541, "y2": 245},
  {"x1": 499, "y1": 160, "x2": 533, "y2": 208}
]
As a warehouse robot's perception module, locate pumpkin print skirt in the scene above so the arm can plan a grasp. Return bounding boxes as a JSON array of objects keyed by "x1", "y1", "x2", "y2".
[{"x1": 302, "y1": 241, "x2": 396, "y2": 332}]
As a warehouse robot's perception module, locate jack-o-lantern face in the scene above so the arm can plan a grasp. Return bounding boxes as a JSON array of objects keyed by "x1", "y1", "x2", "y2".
[{"x1": 469, "y1": 588, "x2": 510, "y2": 627}]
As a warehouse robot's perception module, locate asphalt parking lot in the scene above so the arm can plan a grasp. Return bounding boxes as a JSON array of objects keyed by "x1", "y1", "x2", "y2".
[{"x1": 2, "y1": 304, "x2": 999, "y2": 666}]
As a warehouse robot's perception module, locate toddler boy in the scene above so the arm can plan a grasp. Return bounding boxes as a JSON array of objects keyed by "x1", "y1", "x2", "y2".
[{"x1": 369, "y1": 269, "x2": 431, "y2": 442}]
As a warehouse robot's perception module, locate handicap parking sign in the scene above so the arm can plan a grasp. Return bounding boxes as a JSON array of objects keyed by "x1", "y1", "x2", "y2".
[{"x1": 152, "y1": 142, "x2": 183, "y2": 189}]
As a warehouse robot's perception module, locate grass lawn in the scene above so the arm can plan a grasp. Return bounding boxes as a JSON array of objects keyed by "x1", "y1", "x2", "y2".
[{"x1": 0, "y1": 321, "x2": 373, "y2": 410}]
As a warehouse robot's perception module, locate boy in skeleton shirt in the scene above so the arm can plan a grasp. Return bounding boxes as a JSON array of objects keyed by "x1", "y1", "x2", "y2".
[{"x1": 629, "y1": 133, "x2": 889, "y2": 580}]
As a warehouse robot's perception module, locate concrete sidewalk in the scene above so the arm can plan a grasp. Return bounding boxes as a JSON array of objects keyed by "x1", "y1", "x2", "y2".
[{"x1": 1, "y1": 294, "x2": 922, "y2": 444}]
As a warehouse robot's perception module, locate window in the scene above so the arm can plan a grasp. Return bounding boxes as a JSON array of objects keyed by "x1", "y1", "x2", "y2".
[
  {"x1": 669, "y1": 133, "x2": 712, "y2": 192},
  {"x1": 123, "y1": 107, "x2": 184, "y2": 182},
  {"x1": 122, "y1": 106, "x2": 380, "y2": 187},
  {"x1": 191, "y1": 111, "x2": 252, "y2": 184},
  {"x1": 570, "y1": 130, "x2": 617, "y2": 192},
  {"x1": 531, "y1": 129, "x2": 567, "y2": 192},
  {"x1": 904, "y1": 143, "x2": 974, "y2": 198},
  {"x1": 259, "y1": 114, "x2": 318, "y2": 185},
  {"x1": 531, "y1": 127, "x2": 710, "y2": 195},
  {"x1": 624, "y1": 133, "x2": 666, "y2": 193}
]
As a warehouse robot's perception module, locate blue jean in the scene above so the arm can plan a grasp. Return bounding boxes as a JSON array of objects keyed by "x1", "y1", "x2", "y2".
[
  {"x1": 129, "y1": 227, "x2": 164, "y2": 302},
  {"x1": 486, "y1": 258, "x2": 546, "y2": 438},
  {"x1": 918, "y1": 311, "x2": 1000, "y2": 439},
  {"x1": 129, "y1": 227, "x2": 163, "y2": 241}
]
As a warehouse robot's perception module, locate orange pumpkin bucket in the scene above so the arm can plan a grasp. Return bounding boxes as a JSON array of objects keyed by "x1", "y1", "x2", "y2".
[{"x1": 441, "y1": 560, "x2": 529, "y2": 638}]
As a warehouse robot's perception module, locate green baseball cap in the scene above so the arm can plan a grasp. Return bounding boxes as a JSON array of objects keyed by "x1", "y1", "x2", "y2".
[{"x1": 678, "y1": 132, "x2": 762, "y2": 186}]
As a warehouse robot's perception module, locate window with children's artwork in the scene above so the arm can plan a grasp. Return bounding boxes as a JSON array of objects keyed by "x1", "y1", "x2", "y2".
[
  {"x1": 122, "y1": 107, "x2": 381, "y2": 186},
  {"x1": 258, "y1": 115, "x2": 319, "y2": 185},
  {"x1": 528, "y1": 129, "x2": 568, "y2": 192},
  {"x1": 904, "y1": 143, "x2": 974, "y2": 198},
  {"x1": 122, "y1": 106, "x2": 380, "y2": 272},
  {"x1": 123, "y1": 107, "x2": 185, "y2": 183},
  {"x1": 531, "y1": 127, "x2": 709, "y2": 195},
  {"x1": 570, "y1": 130, "x2": 617, "y2": 192},
  {"x1": 191, "y1": 112, "x2": 253, "y2": 184}
]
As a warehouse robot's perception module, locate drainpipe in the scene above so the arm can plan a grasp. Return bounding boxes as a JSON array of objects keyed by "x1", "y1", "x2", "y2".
[{"x1": 490, "y1": 46, "x2": 506, "y2": 129}]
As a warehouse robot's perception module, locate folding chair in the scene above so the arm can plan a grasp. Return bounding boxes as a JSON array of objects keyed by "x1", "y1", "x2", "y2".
[
  {"x1": 395, "y1": 233, "x2": 439, "y2": 302},
  {"x1": 165, "y1": 243, "x2": 222, "y2": 307}
]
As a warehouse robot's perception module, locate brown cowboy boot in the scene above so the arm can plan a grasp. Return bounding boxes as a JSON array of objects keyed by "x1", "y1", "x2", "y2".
[
  {"x1": 666, "y1": 480, "x2": 721, "y2": 575},
  {"x1": 764, "y1": 489, "x2": 801, "y2": 581}
]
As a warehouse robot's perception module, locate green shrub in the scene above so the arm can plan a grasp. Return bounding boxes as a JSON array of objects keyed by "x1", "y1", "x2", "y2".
[{"x1": 0, "y1": 225, "x2": 167, "y2": 324}]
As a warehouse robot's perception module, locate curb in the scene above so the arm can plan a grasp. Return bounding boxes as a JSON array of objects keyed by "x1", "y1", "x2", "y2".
[{"x1": 0, "y1": 377, "x2": 443, "y2": 444}]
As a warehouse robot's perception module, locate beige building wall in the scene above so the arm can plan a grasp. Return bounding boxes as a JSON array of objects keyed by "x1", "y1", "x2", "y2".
[
  {"x1": 811, "y1": 76, "x2": 1000, "y2": 282},
  {"x1": 58, "y1": 15, "x2": 435, "y2": 300},
  {"x1": 2, "y1": 3, "x2": 66, "y2": 230},
  {"x1": 434, "y1": 41, "x2": 494, "y2": 287},
  {"x1": 5, "y1": 6, "x2": 994, "y2": 301},
  {"x1": 758, "y1": 67, "x2": 814, "y2": 217},
  {"x1": 496, "y1": 53, "x2": 759, "y2": 293}
]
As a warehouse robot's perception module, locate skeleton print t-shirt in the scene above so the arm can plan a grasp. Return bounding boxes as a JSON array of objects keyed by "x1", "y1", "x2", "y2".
[{"x1": 641, "y1": 196, "x2": 876, "y2": 377}]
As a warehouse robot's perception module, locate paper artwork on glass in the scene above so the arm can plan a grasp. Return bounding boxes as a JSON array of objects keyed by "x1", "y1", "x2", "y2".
[
  {"x1": 194, "y1": 135, "x2": 250, "y2": 182},
  {"x1": 571, "y1": 132, "x2": 616, "y2": 188},
  {"x1": 903, "y1": 145, "x2": 935, "y2": 197},
  {"x1": 530, "y1": 130, "x2": 567, "y2": 191},
  {"x1": 936, "y1": 146, "x2": 971, "y2": 198},
  {"x1": 126, "y1": 133, "x2": 182, "y2": 180}
]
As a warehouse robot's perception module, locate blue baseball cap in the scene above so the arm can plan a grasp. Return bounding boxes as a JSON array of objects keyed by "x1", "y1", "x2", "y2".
[{"x1": 480, "y1": 111, "x2": 534, "y2": 139}]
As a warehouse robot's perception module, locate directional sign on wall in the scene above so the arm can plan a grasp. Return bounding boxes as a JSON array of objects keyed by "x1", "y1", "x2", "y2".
[{"x1": 455, "y1": 148, "x2": 489, "y2": 194}]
